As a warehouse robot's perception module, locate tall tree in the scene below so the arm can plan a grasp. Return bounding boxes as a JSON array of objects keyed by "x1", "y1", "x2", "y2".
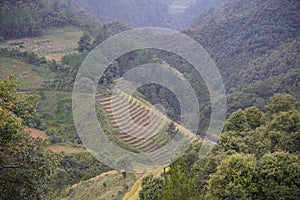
[
  {"x1": 0, "y1": 78, "x2": 57, "y2": 199},
  {"x1": 255, "y1": 152, "x2": 300, "y2": 199},
  {"x1": 206, "y1": 154, "x2": 257, "y2": 200},
  {"x1": 78, "y1": 33, "x2": 92, "y2": 52}
]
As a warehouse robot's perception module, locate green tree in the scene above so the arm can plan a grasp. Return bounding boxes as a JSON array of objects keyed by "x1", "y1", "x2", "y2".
[
  {"x1": 139, "y1": 175, "x2": 163, "y2": 200},
  {"x1": 244, "y1": 106, "x2": 264, "y2": 129},
  {"x1": 167, "y1": 121, "x2": 177, "y2": 137},
  {"x1": 219, "y1": 131, "x2": 247, "y2": 153},
  {"x1": 224, "y1": 109, "x2": 250, "y2": 132},
  {"x1": 0, "y1": 78, "x2": 58, "y2": 199},
  {"x1": 161, "y1": 158, "x2": 200, "y2": 200},
  {"x1": 206, "y1": 154, "x2": 257, "y2": 200},
  {"x1": 255, "y1": 152, "x2": 300, "y2": 199},
  {"x1": 0, "y1": 77, "x2": 39, "y2": 126},
  {"x1": 78, "y1": 33, "x2": 92, "y2": 52},
  {"x1": 265, "y1": 94, "x2": 296, "y2": 115}
]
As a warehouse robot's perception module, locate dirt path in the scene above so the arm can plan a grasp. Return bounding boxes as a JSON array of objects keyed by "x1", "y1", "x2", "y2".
[{"x1": 26, "y1": 128, "x2": 47, "y2": 140}]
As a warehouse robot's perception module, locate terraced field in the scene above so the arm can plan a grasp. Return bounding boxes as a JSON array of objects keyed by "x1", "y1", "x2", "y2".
[
  {"x1": 99, "y1": 94, "x2": 169, "y2": 155},
  {"x1": 97, "y1": 80, "x2": 198, "y2": 166}
]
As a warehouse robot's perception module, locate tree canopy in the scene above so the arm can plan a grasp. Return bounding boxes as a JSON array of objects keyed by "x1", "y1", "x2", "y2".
[{"x1": 0, "y1": 78, "x2": 57, "y2": 199}]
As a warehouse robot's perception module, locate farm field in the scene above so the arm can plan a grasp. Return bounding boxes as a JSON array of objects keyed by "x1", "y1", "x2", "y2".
[
  {"x1": 7, "y1": 26, "x2": 82, "y2": 61},
  {"x1": 96, "y1": 80, "x2": 198, "y2": 168}
]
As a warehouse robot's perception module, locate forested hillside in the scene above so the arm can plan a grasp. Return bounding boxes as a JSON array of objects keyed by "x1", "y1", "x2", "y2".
[
  {"x1": 0, "y1": 0, "x2": 81, "y2": 40},
  {"x1": 183, "y1": 0, "x2": 300, "y2": 110}
]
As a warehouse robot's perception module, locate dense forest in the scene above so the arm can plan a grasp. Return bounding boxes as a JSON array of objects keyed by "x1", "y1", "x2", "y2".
[
  {"x1": 0, "y1": 0, "x2": 299, "y2": 199},
  {"x1": 0, "y1": 0, "x2": 81, "y2": 40},
  {"x1": 139, "y1": 94, "x2": 300, "y2": 199}
]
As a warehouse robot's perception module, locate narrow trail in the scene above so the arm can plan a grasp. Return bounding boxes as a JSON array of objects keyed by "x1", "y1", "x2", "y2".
[{"x1": 123, "y1": 168, "x2": 167, "y2": 200}]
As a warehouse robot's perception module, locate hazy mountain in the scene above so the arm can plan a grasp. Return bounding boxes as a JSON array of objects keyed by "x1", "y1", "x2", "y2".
[{"x1": 52, "y1": 0, "x2": 226, "y2": 29}]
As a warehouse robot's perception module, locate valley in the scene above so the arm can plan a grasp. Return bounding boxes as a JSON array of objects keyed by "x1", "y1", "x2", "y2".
[{"x1": 0, "y1": 0, "x2": 299, "y2": 199}]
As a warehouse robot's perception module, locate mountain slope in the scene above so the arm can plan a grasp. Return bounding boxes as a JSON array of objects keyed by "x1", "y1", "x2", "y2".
[
  {"x1": 54, "y1": 170, "x2": 137, "y2": 200},
  {"x1": 182, "y1": 0, "x2": 300, "y2": 111},
  {"x1": 0, "y1": 0, "x2": 80, "y2": 40},
  {"x1": 66, "y1": 0, "x2": 174, "y2": 28}
]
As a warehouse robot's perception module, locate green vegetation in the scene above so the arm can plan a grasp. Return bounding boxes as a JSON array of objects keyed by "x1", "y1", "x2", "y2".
[
  {"x1": 139, "y1": 94, "x2": 300, "y2": 199},
  {"x1": 0, "y1": 0, "x2": 299, "y2": 199},
  {"x1": 0, "y1": 56, "x2": 56, "y2": 90},
  {"x1": 0, "y1": 0, "x2": 80, "y2": 40},
  {"x1": 48, "y1": 151, "x2": 110, "y2": 198},
  {"x1": 0, "y1": 78, "x2": 58, "y2": 199},
  {"x1": 54, "y1": 171, "x2": 136, "y2": 200},
  {"x1": 38, "y1": 91, "x2": 77, "y2": 143}
]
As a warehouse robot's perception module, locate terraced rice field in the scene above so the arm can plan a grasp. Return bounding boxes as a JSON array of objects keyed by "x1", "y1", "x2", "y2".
[
  {"x1": 97, "y1": 79, "x2": 199, "y2": 166},
  {"x1": 98, "y1": 81, "x2": 180, "y2": 165},
  {"x1": 99, "y1": 94, "x2": 169, "y2": 155}
]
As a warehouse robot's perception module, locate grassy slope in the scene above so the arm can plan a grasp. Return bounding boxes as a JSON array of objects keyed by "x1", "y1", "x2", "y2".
[
  {"x1": 57, "y1": 171, "x2": 138, "y2": 200},
  {"x1": 0, "y1": 56, "x2": 55, "y2": 90},
  {"x1": 38, "y1": 91, "x2": 76, "y2": 142},
  {"x1": 42, "y1": 26, "x2": 82, "y2": 60}
]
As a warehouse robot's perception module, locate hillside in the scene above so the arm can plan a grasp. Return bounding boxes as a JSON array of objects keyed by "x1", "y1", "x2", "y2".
[
  {"x1": 57, "y1": 0, "x2": 174, "y2": 28},
  {"x1": 181, "y1": 0, "x2": 300, "y2": 111},
  {"x1": 0, "y1": 0, "x2": 81, "y2": 40},
  {"x1": 55, "y1": 0, "x2": 227, "y2": 29},
  {"x1": 55, "y1": 171, "x2": 137, "y2": 200}
]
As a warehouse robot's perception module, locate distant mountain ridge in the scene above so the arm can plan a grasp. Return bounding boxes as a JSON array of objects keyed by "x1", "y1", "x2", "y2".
[{"x1": 53, "y1": 0, "x2": 226, "y2": 29}]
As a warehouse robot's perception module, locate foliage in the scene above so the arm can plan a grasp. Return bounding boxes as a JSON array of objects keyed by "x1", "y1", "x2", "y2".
[
  {"x1": 167, "y1": 121, "x2": 177, "y2": 137},
  {"x1": 50, "y1": 152, "x2": 110, "y2": 193},
  {"x1": 184, "y1": 0, "x2": 300, "y2": 113},
  {"x1": 224, "y1": 109, "x2": 250, "y2": 132},
  {"x1": 72, "y1": 0, "x2": 173, "y2": 28},
  {"x1": 142, "y1": 94, "x2": 300, "y2": 199},
  {"x1": 77, "y1": 33, "x2": 92, "y2": 52},
  {"x1": 206, "y1": 154, "x2": 257, "y2": 200},
  {"x1": 0, "y1": 78, "x2": 58, "y2": 199},
  {"x1": 266, "y1": 93, "x2": 296, "y2": 115},
  {"x1": 139, "y1": 175, "x2": 163, "y2": 200},
  {"x1": 244, "y1": 106, "x2": 264, "y2": 129},
  {"x1": 0, "y1": 0, "x2": 80, "y2": 40},
  {"x1": 61, "y1": 52, "x2": 88, "y2": 69},
  {"x1": 0, "y1": 77, "x2": 39, "y2": 126},
  {"x1": 255, "y1": 152, "x2": 300, "y2": 199},
  {"x1": 161, "y1": 158, "x2": 200, "y2": 200}
]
